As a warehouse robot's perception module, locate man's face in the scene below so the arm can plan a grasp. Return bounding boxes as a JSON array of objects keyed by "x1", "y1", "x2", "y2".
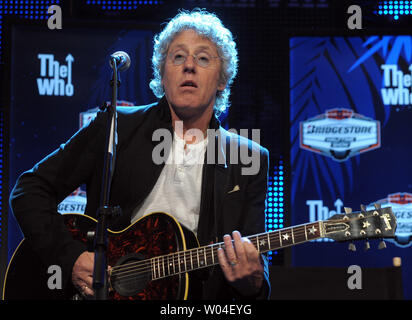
[{"x1": 162, "y1": 29, "x2": 226, "y2": 120}]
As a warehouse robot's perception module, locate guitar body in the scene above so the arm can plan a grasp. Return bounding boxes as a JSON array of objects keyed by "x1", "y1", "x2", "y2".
[{"x1": 3, "y1": 212, "x2": 201, "y2": 300}]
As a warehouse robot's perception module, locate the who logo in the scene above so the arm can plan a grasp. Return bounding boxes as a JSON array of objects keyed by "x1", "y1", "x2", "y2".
[
  {"x1": 300, "y1": 108, "x2": 381, "y2": 162},
  {"x1": 37, "y1": 54, "x2": 74, "y2": 97},
  {"x1": 369, "y1": 193, "x2": 412, "y2": 248}
]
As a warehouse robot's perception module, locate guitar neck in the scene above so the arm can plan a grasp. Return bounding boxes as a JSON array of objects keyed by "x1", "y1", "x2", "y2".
[{"x1": 151, "y1": 221, "x2": 324, "y2": 280}]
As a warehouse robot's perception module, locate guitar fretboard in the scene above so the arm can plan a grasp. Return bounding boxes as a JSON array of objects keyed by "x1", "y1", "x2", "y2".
[{"x1": 150, "y1": 221, "x2": 324, "y2": 280}]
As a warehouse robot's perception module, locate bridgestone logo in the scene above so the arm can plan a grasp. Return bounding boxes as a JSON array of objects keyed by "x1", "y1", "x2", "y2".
[
  {"x1": 300, "y1": 109, "x2": 380, "y2": 162},
  {"x1": 306, "y1": 125, "x2": 373, "y2": 134}
]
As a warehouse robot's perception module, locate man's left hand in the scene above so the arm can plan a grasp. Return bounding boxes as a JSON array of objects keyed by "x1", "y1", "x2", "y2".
[{"x1": 217, "y1": 231, "x2": 264, "y2": 296}]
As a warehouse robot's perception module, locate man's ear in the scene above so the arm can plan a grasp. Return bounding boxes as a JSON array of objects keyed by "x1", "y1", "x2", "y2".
[
  {"x1": 161, "y1": 78, "x2": 166, "y2": 94},
  {"x1": 217, "y1": 81, "x2": 226, "y2": 92}
]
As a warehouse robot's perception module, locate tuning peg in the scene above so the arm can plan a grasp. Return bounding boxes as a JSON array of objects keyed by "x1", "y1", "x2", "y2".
[
  {"x1": 344, "y1": 207, "x2": 352, "y2": 214},
  {"x1": 378, "y1": 240, "x2": 387, "y2": 250},
  {"x1": 364, "y1": 240, "x2": 370, "y2": 251},
  {"x1": 348, "y1": 242, "x2": 356, "y2": 251}
]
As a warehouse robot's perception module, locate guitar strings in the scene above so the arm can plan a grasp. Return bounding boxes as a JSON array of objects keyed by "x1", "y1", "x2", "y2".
[
  {"x1": 109, "y1": 215, "x2": 376, "y2": 284},
  {"x1": 109, "y1": 226, "x2": 321, "y2": 282},
  {"x1": 110, "y1": 221, "x2": 323, "y2": 275},
  {"x1": 111, "y1": 230, "x2": 297, "y2": 289},
  {"x1": 109, "y1": 222, "x2": 337, "y2": 281}
]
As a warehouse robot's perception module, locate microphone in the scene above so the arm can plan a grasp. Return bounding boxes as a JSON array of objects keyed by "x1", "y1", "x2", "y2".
[{"x1": 109, "y1": 51, "x2": 131, "y2": 72}]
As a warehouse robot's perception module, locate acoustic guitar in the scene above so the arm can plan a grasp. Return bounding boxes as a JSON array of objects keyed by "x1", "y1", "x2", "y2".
[{"x1": 2, "y1": 204, "x2": 396, "y2": 300}]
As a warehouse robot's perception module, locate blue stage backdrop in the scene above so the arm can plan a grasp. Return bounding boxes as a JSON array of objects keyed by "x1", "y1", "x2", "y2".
[
  {"x1": 290, "y1": 35, "x2": 412, "y2": 299},
  {"x1": 7, "y1": 22, "x2": 157, "y2": 259}
]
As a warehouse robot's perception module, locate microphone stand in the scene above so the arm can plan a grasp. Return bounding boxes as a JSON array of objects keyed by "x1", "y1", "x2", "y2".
[{"x1": 92, "y1": 58, "x2": 121, "y2": 300}]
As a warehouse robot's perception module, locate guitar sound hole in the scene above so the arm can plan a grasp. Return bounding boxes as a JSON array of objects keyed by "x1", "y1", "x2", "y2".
[{"x1": 110, "y1": 253, "x2": 150, "y2": 297}]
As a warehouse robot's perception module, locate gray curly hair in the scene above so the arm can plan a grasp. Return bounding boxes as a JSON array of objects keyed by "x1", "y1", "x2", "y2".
[{"x1": 149, "y1": 9, "x2": 238, "y2": 117}]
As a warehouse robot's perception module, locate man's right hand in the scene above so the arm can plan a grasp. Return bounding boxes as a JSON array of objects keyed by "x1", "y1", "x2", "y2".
[{"x1": 72, "y1": 251, "x2": 95, "y2": 298}]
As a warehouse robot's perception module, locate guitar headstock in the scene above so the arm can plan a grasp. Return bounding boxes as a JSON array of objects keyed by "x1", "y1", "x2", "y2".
[{"x1": 324, "y1": 204, "x2": 397, "y2": 249}]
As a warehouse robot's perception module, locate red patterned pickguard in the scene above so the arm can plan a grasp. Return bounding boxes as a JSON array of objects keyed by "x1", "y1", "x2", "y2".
[{"x1": 64, "y1": 212, "x2": 188, "y2": 300}]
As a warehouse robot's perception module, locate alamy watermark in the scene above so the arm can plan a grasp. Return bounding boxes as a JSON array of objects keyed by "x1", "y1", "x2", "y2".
[
  {"x1": 48, "y1": 5, "x2": 62, "y2": 30},
  {"x1": 347, "y1": 5, "x2": 362, "y2": 30},
  {"x1": 47, "y1": 265, "x2": 62, "y2": 290},
  {"x1": 152, "y1": 121, "x2": 261, "y2": 176},
  {"x1": 347, "y1": 265, "x2": 362, "y2": 290}
]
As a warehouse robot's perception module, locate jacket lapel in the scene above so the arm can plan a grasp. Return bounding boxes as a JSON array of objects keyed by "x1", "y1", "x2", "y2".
[
  {"x1": 196, "y1": 116, "x2": 232, "y2": 244},
  {"x1": 213, "y1": 128, "x2": 231, "y2": 239}
]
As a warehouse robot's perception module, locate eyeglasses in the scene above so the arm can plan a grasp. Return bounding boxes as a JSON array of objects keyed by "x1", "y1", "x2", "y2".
[{"x1": 168, "y1": 51, "x2": 221, "y2": 68}]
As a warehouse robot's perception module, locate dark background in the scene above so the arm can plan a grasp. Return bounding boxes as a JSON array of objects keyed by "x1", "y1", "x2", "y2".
[{"x1": 1, "y1": 0, "x2": 410, "y2": 299}]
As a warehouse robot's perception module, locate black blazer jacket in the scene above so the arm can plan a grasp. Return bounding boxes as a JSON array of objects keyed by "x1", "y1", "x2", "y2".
[{"x1": 10, "y1": 97, "x2": 271, "y2": 299}]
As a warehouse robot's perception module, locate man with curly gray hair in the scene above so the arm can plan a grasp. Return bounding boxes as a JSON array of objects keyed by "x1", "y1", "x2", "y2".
[
  {"x1": 149, "y1": 9, "x2": 238, "y2": 118},
  {"x1": 143, "y1": 9, "x2": 270, "y2": 299},
  {"x1": 9, "y1": 9, "x2": 270, "y2": 301}
]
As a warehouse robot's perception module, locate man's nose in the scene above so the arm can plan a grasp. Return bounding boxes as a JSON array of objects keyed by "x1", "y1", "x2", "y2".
[{"x1": 183, "y1": 54, "x2": 196, "y2": 72}]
